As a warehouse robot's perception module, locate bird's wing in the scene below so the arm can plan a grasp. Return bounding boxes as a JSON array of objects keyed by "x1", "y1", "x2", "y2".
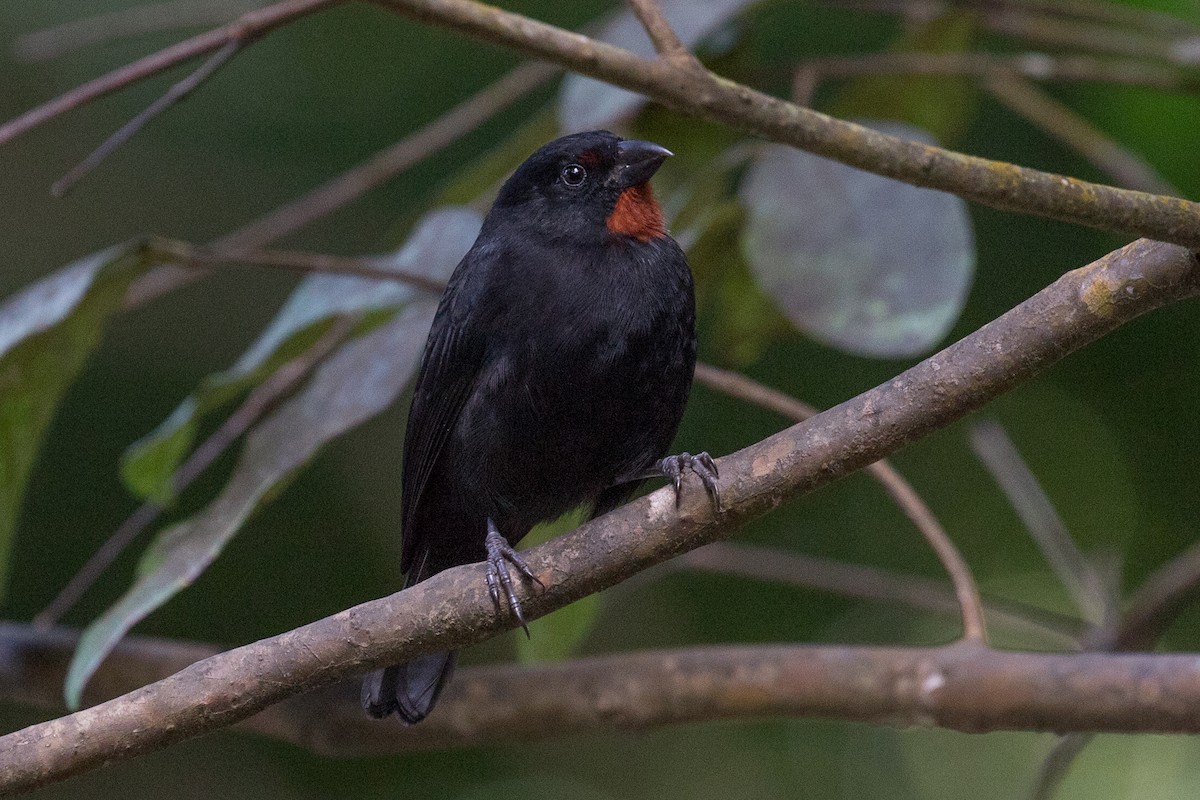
[{"x1": 399, "y1": 254, "x2": 491, "y2": 575}]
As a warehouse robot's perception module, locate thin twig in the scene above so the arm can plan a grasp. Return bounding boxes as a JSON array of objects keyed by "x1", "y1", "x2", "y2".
[
  {"x1": 971, "y1": 0, "x2": 1200, "y2": 37},
  {"x1": 985, "y1": 75, "x2": 1181, "y2": 196},
  {"x1": 813, "y1": 0, "x2": 1200, "y2": 63},
  {"x1": 1, "y1": 236, "x2": 1197, "y2": 791},
  {"x1": 215, "y1": 60, "x2": 556, "y2": 251},
  {"x1": 120, "y1": 61, "x2": 554, "y2": 310},
  {"x1": 367, "y1": 0, "x2": 1200, "y2": 248},
  {"x1": 681, "y1": 542, "x2": 1079, "y2": 647},
  {"x1": 1030, "y1": 733, "x2": 1095, "y2": 800},
  {"x1": 7, "y1": 0, "x2": 1200, "y2": 245},
  {"x1": 0, "y1": 0, "x2": 343, "y2": 148},
  {"x1": 32, "y1": 315, "x2": 359, "y2": 628},
  {"x1": 1106, "y1": 539, "x2": 1200, "y2": 651},
  {"x1": 693, "y1": 362, "x2": 987, "y2": 641},
  {"x1": 968, "y1": 421, "x2": 1112, "y2": 629},
  {"x1": 52, "y1": 39, "x2": 245, "y2": 197},
  {"x1": 152, "y1": 239, "x2": 445, "y2": 293},
  {"x1": 798, "y1": 52, "x2": 1200, "y2": 94},
  {"x1": 11, "y1": 0, "x2": 262, "y2": 63},
  {"x1": 626, "y1": 0, "x2": 690, "y2": 60}
]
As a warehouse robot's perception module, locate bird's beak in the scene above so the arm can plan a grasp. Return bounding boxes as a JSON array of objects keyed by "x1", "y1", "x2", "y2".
[{"x1": 611, "y1": 139, "x2": 673, "y2": 189}]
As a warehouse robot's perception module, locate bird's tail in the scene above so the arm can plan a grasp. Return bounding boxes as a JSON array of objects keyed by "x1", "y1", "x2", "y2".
[
  {"x1": 361, "y1": 555, "x2": 456, "y2": 723},
  {"x1": 361, "y1": 650, "x2": 456, "y2": 722}
]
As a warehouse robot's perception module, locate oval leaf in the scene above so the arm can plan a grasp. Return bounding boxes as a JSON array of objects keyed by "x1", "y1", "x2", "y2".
[
  {"x1": 558, "y1": 0, "x2": 754, "y2": 132},
  {"x1": 120, "y1": 208, "x2": 481, "y2": 503},
  {"x1": 0, "y1": 241, "x2": 158, "y2": 598},
  {"x1": 66, "y1": 301, "x2": 438, "y2": 708},
  {"x1": 739, "y1": 124, "x2": 975, "y2": 358}
]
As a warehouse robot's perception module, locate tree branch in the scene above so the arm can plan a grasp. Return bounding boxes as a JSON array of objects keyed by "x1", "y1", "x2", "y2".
[
  {"x1": 796, "y1": 52, "x2": 1200, "y2": 94},
  {"x1": 985, "y1": 75, "x2": 1180, "y2": 196},
  {"x1": 679, "y1": 543, "x2": 1080, "y2": 647},
  {"x1": 367, "y1": 0, "x2": 1200, "y2": 246},
  {"x1": 32, "y1": 314, "x2": 358, "y2": 628},
  {"x1": 11, "y1": 0, "x2": 262, "y2": 63},
  {"x1": 626, "y1": 0, "x2": 691, "y2": 61},
  {"x1": 0, "y1": 0, "x2": 344, "y2": 148},
  {"x1": 0, "y1": 238, "x2": 1196, "y2": 793},
  {"x1": 8, "y1": 0, "x2": 1200, "y2": 245},
  {"x1": 52, "y1": 39, "x2": 246, "y2": 197},
  {"x1": 693, "y1": 362, "x2": 987, "y2": 641},
  {"x1": 9, "y1": 623, "x2": 1200, "y2": 767},
  {"x1": 119, "y1": 60, "x2": 554, "y2": 310}
]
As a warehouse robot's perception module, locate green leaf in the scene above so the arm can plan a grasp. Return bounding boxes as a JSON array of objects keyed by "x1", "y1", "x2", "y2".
[
  {"x1": 515, "y1": 507, "x2": 602, "y2": 663},
  {"x1": 0, "y1": 241, "x2": 158, "y2": 599},
  {"x1": 65, "y1": 301, "x2": 439, "y2": 709},
  {"x1": 687, "y1": 201, "x2": 790, "y2": 367},
  {"x1": 558, "y1": 0, "x2": 758, "y2": 131},
  {"x1": 739, "y1": 124, "x2": 975, "y2": 358},
  {"x1": 828, "y1": 11, "x2": 978, "y2": 145},
  {"x1": 120, "y1": 208, "x2": 481, "y2": 503}
]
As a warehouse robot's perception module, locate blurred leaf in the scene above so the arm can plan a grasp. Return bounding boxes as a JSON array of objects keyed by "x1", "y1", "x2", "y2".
[
  {"x1": 0, "y1": 241, "x2": 158, "y2": 599},
  {"x1": 739, "y1": 123, "x2": 975, "y2": 358},
  {"x1": 558, "y1": 0, "x2": 757, "y2": 132},
  {"x1": 829, "y1": 11, "x2": 978, "y2": 145},
  {"x1": 688, "y1": 201, "x2": 790, "y2": 367},
  {"x1": 515, "y1": 507, "x2": 602, "y2": 663},
  {"x1": 120, "y1": 208, "x2": 481, "y2": 503},
  {"x1": 65, "y1": 301, "x2": 439, "y2": 709}
]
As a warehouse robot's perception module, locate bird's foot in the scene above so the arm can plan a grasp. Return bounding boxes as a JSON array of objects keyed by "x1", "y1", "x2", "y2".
[
  {"x1": 658, "y1": 451, "x2": 722, "y2": 512},
  {"x1": 484, "y1": 520, "x2": 543, "y2": 636}
]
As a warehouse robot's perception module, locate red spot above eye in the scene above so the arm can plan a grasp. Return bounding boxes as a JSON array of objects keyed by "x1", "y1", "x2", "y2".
[
  {"x1": 607, "y1": 183, "x2": 666, "y2": 242},
  {"x1": 576, "y1": 150, "x2": 601, "y2": 167}
]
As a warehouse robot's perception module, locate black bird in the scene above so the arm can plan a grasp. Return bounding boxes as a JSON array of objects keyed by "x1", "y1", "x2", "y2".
[{"x1": 362, "y1": 130, "x2": 718, "y2": 723}]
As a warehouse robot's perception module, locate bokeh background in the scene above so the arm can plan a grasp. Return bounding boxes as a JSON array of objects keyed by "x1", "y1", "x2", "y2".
[{"x1": 3, "y1": 0, "x2": 1200, "y2": 797}]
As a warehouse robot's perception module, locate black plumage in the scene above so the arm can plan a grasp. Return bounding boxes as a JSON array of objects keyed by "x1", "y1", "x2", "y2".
[{"x1": 363, "y1": 130, "x2": 716, "y2": 723}]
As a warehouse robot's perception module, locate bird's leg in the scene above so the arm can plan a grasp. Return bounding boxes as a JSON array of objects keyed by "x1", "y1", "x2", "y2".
[
  {"x1": 657, "y1": 452, "x2": 722, "y2": 512},
  {"x1": 484, "y1": 519, "x2": 543, "y2": 636}
]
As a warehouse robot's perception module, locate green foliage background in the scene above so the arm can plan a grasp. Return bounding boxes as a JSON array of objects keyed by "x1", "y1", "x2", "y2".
[{"x1": 2, "y1": 1, "x2": 1200, "y2": 798}]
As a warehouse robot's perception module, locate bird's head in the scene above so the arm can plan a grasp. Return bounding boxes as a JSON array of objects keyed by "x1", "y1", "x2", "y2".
[{"x1": 488, "y1": 130, "x2": 672, "y2": 244}]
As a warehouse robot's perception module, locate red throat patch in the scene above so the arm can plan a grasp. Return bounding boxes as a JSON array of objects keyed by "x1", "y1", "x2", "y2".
[{"x1": 606, "y1": 183, "x2": 666, "y2": 242}]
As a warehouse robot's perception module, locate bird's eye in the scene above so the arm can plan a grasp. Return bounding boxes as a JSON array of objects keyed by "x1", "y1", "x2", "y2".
[{"x1": 560, "y1": 164, "x2": 587, "y2": 187}]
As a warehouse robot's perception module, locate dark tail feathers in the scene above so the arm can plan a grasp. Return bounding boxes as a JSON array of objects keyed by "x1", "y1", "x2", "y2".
[{"x1": 362, "y1": 649, "x2": 456, "y2": 723}]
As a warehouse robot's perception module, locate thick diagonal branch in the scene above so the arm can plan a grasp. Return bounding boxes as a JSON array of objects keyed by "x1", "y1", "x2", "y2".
[{"x1": 0, "y1": 239, "x2": 1196, "y2": 794}]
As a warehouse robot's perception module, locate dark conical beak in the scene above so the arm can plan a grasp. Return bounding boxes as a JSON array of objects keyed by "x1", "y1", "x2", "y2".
[{"x1": 611, "y1": 139, "x2": 673, "y2": 189}]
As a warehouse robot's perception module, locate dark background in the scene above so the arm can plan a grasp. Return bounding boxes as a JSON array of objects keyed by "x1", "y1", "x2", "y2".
[{"x1": 2, "y1": 1, "x2": 1200, "y2": 797}]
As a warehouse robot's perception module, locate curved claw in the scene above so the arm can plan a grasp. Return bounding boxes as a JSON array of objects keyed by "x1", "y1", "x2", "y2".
[
  {"x1": 657, "y1": 451, "x2": 722, "y2": 512},
  {"x1": 485, "y1": 521, "x2": 541, "y2": 637}
]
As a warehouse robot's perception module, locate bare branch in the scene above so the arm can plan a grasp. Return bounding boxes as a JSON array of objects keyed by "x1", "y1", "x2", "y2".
[
  {"x1": 0, "y1": 0, "x2": 344, "y2": 148},
  {"x1": 626, "y1": 0, "x2": 691, "y2": 60},
  {"x1": 8, "y1": 0, "x2": 1200, "y2": 245},
  {"x1": 32, "y1": 314, "x2": 358, "y2": 628},
  {"x1": 680, "y1": 543, "x2": 1080, "y2": 647},
  {"x1": 814, "y1": 0, "x2": 1200, "y2": 62},
  {"x1": 0, "y1": 238, "x2": 1196, "y2": 792},
  {"x1": 9, "y1": 623, "x2": 1200, "y2": 771},
  {"x1": 796, "y1": 52, "x2": 1200, "y2": 94},
  {"x1": 985, "y1": 75, "x2": 1181, "y2": 196},
  {"x1": 11, "y1": 0, "x2": 263, "y2": 63},
  {"x1": 1106, "y1": 539, "x2": 1200, "y2": 651},
  {"x1": 52, "y1": 39, "x2": 246, "y2": 197},
  {"x1": 121, "y1": 61, "x2": 554, "y2": 310},
  {"x1": 969, "y1": 421, "x2": 1112, "y2": 629},
  {"x1": 368, "y1": 0, "x2": 1200, "y2": 248},
  {"x1": 149, "y1": 239, "x2": 446, "y2": 293},
  {"x1": 693, "y1": 363, "x2": 987, "y2": 641}
]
